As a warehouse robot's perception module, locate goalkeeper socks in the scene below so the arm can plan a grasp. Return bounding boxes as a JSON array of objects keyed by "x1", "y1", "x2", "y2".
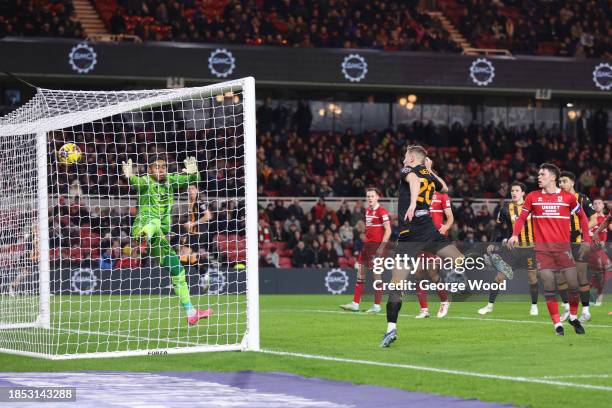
[
  {"x1": 529, "y1": 283, "x2": 539, "y2": 304},
  {"x1": 182, "y1": 301, "x2": 196, "y2": 317},
  {"x1": 171, "y1": 272, "x2": 193, "y2": 312}
]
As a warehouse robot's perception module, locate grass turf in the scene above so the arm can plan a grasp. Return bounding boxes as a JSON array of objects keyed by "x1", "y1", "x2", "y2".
[{"x1": 1, "y1": 294, "x2": 612, "y2": 407}]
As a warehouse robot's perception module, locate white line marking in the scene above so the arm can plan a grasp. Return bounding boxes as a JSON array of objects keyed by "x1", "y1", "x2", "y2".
[
  {"x1": 57, "y1": 327, "x2": 203, "y2": 347},
  {"x1": 260, "y1": 349, "x2": 612, "y2": 392},
  {"x1": 260, "y1": 308, "x2": 612, "y2": 329},
  {"x1": 544, "y1": 374, "x2": 611, "y2": 380}
]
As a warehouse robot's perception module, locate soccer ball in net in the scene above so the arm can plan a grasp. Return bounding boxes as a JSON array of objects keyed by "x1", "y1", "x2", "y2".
[{"x1": 57, "y1": 143, "x2": 82, "y2": 165}]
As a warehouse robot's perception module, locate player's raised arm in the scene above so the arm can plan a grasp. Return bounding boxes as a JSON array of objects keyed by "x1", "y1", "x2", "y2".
[
  {"x1": 122, "y1": 159, "x2": 146, "y2": 187},
  {"x1": 425, "y1": 157, "x2": 448, "y2": 194},
  {"x1": 168, "y1": 156, "x2": 201, "y2": 188}
]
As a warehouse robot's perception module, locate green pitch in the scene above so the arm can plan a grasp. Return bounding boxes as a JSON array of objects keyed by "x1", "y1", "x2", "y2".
[{"x1": 1, "y1": 295, "x2": 612, "y2": 408}]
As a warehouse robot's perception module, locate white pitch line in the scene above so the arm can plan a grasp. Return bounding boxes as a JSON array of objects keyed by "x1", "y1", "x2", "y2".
[
  {"x1": 57, "y1": 327, "x2": 203, "y2": 347},
  {"x1": 261, "y1": 308, "x2": 612, "y2": 329},
  {"x1": 260, "y1": 349, "x2": 612, "y2": 392},
  {"x1": 540, "y1": 374, "x2": 611, "y2": 379}
]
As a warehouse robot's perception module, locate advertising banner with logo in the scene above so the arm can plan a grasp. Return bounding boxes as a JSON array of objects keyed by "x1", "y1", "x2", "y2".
[
  {"x1": 50, "y1": 265, "x2": 243, "y2": 295},
  {"x1": 0, "y1": 38, "x2": 609, "y2": 95}
]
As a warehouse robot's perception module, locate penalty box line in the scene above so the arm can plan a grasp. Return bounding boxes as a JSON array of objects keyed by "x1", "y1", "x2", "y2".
[
  {"x1": 259, "y1": 349, "x2": 612, "y2": 392},
  {"x1": 261, "y1": 308, "x2": 612, "y2": 329}
]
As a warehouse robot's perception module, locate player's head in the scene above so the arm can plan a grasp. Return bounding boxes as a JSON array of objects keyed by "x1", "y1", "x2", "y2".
[
  {"x1": 148, "y1": 155, "x2": 167, "y2": 181},
  {"x1": 538, "y1": 163, "x2": 560, "y2": 189},
  {"x1": 510, "y1": 181, "x2": 526, "y2": 203},
  {"x1": 188, "y1": 184, "x2": 199, "y2": 201},
  {"x1": 404, "y1": 145, "x2": 427, "y2": 167},
  {"x1": 559, "y1": 171, "x2": 576, "y2": 192},
  {"x1": 593, "y1": 198, "x2": 605, "y2": 213},
  {"x1": 365, "y1": 187, "x2": 380, "y2": 208}
]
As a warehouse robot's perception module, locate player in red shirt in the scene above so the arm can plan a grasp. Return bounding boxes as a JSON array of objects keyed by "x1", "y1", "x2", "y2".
[
  {"x1": 340, "y1": 187, "x2": 391, "y2": 314},
  {"x1": 588, "y1": 199, "x2": 612, "y2": 306},
  {"x1": 414, "y1": 191, "x2": 454, "y2": 318},
  {"x1": 508, "y1": 163, "x2": 591, "y2": 336}
]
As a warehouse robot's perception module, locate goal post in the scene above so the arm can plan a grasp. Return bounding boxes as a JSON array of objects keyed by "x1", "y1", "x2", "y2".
[{"x1": 0, "y1": 77, "x2": 259, "y2": 359}]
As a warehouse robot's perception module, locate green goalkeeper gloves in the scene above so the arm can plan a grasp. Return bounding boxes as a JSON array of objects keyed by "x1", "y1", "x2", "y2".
[{"x1": 182, "y1": 157, "x2": 198, "y2": 174}]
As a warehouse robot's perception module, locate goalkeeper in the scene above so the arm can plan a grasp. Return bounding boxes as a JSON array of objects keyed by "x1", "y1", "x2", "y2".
[{"x1": 122, "y1": 155, "x2": 212, "y2": 326}]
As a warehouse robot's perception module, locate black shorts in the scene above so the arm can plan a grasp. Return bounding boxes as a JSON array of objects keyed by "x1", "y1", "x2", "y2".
[
  {"x1": 507, "y1": 247, "x2": 536, "y2": 272},
  {"x1": 396, "y1": 216, "x2": 452, "y2": 257},
  {"x1": 571, "y1": 242, "x2": 587, "y2": 263}
]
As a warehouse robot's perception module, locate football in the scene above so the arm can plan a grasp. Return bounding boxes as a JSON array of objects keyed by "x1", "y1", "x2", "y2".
[{"x1": 57, "y1": 143, "x2": 82, "y2": 165}]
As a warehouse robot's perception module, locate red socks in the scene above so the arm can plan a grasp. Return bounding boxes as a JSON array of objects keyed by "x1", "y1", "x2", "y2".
[
  {"x1": 374, "y1": 287, "x2": 382, "y2": 305},
  {"x1": 417, "y1": 287, "x2": 428, "y2": 309},
  {"x1": 546, "y1": 298, "x2": 560, "y2": 324},
  {"x1": 353, "y1": 282, "x2": 364, "y2": 304}
]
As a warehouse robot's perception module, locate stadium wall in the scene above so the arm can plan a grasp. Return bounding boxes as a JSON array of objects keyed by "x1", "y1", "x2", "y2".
[
  {"x1": 37, "y1": 265, "x2": 611, "y2": 296},
  {"x1": 0, "y1": 37, "x2": 610, "y2": 95}
]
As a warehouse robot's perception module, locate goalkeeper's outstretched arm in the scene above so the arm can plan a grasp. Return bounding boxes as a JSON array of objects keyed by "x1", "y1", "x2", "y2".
[{"x1": 168, "y1": 156, "x2": 201, "y2": 187}]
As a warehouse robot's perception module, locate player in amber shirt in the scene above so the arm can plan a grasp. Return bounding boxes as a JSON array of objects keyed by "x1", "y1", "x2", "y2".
[
  {"x1": 508, "y1": 164, "x2": 591, "y2": 336},
  {"x1": 340, "y1": 188, "x2": 391, "y2": 314}
]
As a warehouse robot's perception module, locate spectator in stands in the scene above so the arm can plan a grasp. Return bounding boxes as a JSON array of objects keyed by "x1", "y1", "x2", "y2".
[
  {"x1": 292, "y1": 241, "x2": 313, "y2": 267},
  {"x1": 265, "y1": 247, "x2": 280, "y2": 268},
  {"x1": 320, "y1": 241, "x2": 339, "y2": 268}
]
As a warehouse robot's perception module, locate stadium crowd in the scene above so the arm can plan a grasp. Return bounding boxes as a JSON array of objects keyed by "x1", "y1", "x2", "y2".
[
  {"x1": 0, "y1": 0, "x2": 84, "y2": 39},
  {"x1": 448, "y1": 0, "x2": 610, "y2": 58},
  {"x1": 43, "y1": 100, "x2": 610, "y2": 269},
  {"x1": 102, "y1": 0, "x2": 458, "y2": 52}
]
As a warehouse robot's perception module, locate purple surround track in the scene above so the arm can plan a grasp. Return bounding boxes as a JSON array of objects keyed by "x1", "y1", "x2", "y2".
[{"x1": 0, "y1": 371, "x2": 515, "y2": 407}]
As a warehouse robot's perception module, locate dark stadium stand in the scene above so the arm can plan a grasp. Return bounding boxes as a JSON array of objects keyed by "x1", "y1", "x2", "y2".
[
  {"x1": 0, "y1": 0, "x2": 84, "y2": 39},
  {"x1": 440, "y1": 0, "x2": 611, "y2": 58}
]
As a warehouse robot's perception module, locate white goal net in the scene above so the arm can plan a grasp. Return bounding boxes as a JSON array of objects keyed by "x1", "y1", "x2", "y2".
[{"x1": 0, "y1": 77, "x2": 259, "y2": 359}]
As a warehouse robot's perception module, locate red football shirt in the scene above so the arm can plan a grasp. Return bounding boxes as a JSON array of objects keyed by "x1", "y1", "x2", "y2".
[
  {"x1": 430, "y1": 192, "x2": 451, "y2": 232},
  {"x1": 591, "y1": 214, "x2": 609, "y2": 243},
  {"x1": 514, "y1": 188, "x2": 586, "y2": 251},
  {"x1": 365, "y1": 204, "x2": 390, "y2": 243}
]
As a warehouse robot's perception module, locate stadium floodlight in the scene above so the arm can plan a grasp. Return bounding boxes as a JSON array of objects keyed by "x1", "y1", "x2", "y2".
[{"x1": 0, "y1": 77, "x2": 259, "y2": 359}]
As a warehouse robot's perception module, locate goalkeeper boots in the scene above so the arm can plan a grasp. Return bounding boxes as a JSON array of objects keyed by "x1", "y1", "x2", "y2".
[
  {"x1": 380, "y1": 329, "x2": 397, "y2": 348},
  {"x1": 340, "y1": 302, "x2": 359, "y2": 312},
  {"x1": 188, "y1": 308, "x2": 213, "y2": 326},
  {"x1": 569, "y1": 318, "x2": 586, "y2": 335},
  {"x1": 366, "y1": 304, "x2": 381, "y2": 314}
]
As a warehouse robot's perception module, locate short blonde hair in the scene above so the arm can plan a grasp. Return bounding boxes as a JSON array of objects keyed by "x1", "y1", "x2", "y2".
[{"x1": 406, "y1": 145, "x2": 427, "y2": 163}]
